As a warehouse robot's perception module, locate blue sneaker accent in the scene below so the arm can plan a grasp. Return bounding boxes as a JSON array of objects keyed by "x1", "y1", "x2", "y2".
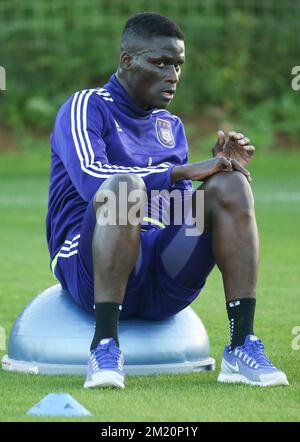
[
  {"x1": 218, "y1": 335, "x2": 289, "y2": 386},
  {"x1": 84, "y1": 338, "x2": 125, "y2": 389}
]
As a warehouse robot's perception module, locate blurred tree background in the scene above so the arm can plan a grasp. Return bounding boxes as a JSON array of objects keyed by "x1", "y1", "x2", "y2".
[{"x1": 0, "y1": 0, "x2": 299, "y2": 151}]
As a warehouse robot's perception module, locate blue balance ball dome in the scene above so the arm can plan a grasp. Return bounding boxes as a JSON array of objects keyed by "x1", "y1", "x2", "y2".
[{"x1": 2, "y1": 284, "x2": 215, "y2": 375}]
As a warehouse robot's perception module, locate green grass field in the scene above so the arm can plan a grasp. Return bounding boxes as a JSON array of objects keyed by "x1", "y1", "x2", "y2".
[{"x1": 0, "y1": 147, "x2": 300, "y2": 422}]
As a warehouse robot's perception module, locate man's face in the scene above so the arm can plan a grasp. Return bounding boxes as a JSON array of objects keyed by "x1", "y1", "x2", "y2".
[{"x1": 123, "y1": 36, "x2": 185, "y2": 110}]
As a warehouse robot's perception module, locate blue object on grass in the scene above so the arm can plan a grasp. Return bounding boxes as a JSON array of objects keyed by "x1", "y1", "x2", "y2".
[
  {"x1": 2, "y1": 284, "x2": 215, "y2": 375},
  {"x1": 27, "y1": 392, "x2": 91, "y2": 417}
]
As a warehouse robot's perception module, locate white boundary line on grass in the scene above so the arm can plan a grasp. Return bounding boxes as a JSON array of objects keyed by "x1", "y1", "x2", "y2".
[
  {"x1": 0, "y1": 192, "x2": 300, "y2": 206},
  {"x1": 255, "y1": 192, "x2": 300, "y2": 203},
  {"x1": 0, "y1": 196, "x2": 46, "y2": 206}
]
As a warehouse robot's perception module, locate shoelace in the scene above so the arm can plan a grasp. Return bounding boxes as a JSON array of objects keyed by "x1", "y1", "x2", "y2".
[
  {"x1": 93, "y1": 342, "x2": 122, "y2": 370},
  {"x1": 239, "y1": 339, "x2": 274, "y2": 368}
]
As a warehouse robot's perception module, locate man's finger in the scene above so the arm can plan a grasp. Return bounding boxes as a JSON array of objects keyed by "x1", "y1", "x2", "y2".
[
  {"x1": 216, "y1": 130, "x2": 225, "y2": 148},
  {"x1": 231, "y1": 158, "x2": 249, "y2": 174},
  {"x1": 244, "y1": 144, "x2": 255, "y2": 153},
  {"x1": 228, "y1": 131, "x2": 243, "y2": 140},
  {"x1": 219, "y1": 156, "x2": 233, "y2": 171},
  {"x1": 231, "y1": 158, "x2": 252, "y2": 182},
  {"x1": 212, "y1": 130, "x2": 226, "y2": 156},
  {"x1": 238, "y1": 137, "x2": 250, "y2": 145}
]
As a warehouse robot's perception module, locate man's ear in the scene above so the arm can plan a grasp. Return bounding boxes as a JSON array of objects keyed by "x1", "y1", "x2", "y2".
[{"x1": 120, "y1": 52, "x2": 134, "y2": 70}]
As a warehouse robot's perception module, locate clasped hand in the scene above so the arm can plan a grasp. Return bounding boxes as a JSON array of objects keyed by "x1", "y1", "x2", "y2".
[
  {"x1": 189, "y1": 131, "x2": 254, "y2": 183},
  {"x1": 172, "y1": 131, "x2": 255, "y2": 184}
]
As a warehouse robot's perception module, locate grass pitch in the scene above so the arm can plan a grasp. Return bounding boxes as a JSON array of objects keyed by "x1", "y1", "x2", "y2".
[{"x1": 0, "y1": 148, "x2": 299, "y2": 422}]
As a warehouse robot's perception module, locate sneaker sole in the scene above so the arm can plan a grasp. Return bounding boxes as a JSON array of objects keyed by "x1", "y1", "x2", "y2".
[
  {"x1": 217, "y1": 372, "x2": 289, "y2": 387},
  {"x1": 84, "y1": 370, "x2": 125, "y2": 389}
]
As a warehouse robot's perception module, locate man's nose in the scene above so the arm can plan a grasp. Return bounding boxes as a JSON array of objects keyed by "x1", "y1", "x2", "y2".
[{"x1": 167, "y1": 65, "x2": 180, "y2": 83}]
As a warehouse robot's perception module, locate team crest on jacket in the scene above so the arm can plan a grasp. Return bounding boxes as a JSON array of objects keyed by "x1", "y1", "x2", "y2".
[{"x1": 155, "y1": 118, "x2": 175, "y2": 148}]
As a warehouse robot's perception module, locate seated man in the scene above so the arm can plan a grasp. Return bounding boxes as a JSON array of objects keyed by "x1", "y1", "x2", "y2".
[{"x1": 46, "y1": 12, "x2": 288, "y2": 389}]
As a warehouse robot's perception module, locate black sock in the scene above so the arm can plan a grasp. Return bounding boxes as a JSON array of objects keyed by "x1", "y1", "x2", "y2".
[
  {"x1": 90, "y1": 302, "x2": 122, "y2": 351},
  {"x1": 226, "y1": 298, "x2": 256, "y2": 351}
]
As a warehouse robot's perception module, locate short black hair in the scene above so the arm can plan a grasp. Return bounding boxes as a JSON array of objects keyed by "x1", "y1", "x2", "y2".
[{"x1": 121, "y1": 12, "x2": 184, "y2": 53}]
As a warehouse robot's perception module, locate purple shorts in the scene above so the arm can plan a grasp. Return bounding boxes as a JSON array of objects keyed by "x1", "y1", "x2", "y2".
[{"x1": 54, "y1": 199, "x2": 215, "y2": 320}]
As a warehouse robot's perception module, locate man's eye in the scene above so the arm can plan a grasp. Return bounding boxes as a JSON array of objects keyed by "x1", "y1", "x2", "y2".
[{"x1": 156, "y1": 61, "x2": 166, "y2": 68}]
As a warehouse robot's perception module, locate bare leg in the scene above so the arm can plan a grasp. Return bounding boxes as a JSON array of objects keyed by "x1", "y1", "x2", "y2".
[
  {"x1": 202, "y1": 171, "x2": 259, "y2": 302},
  {"x1": 92, "y1": 174, "x2": 147, "y2": 304}
]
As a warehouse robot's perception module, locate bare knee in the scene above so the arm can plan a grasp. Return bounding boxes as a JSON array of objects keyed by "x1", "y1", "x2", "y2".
[
  {"x1": 93, "y1": 174, "x2": 146, "y2": 212},
  {"x1": 204, "y1": 171, "x2": 254, "y2": 216}
]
